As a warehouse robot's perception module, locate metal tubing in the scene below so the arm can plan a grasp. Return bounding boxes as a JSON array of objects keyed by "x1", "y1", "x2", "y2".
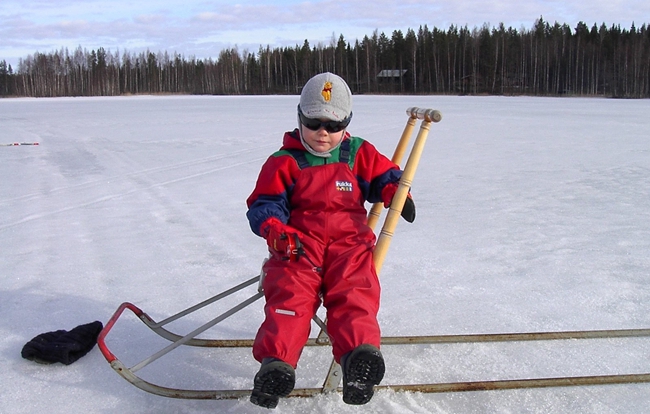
[
  {"x1": 378, "y1": 328, "x2": 650, "y2": 344},
  {"x1": 98, "y1": 302, "x2": 144, "y2": 362},
  {"x1": 110, "y1": 297, "x2": 650, "y2": 353},
  {"x1": 129, "y1": 292, "x2": 263, "y2": 372},
  {"x1": 100, "y1": 295, "x2": 650, "y2": 398},
  {"x1": 151, "y1": 275, "x2": 260, "y2": 328},
  {"x1": 134, "y1": 328, "x2": 650, "y2": 349},
  {"x1": 375, "y1": 373, "x2": 650, "y2": 394},
  {"x1": 107, "y1": 354, "x2": 650, "y2": 400}
]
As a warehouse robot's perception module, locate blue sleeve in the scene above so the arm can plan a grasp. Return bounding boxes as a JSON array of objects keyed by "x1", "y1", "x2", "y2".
[
  {"x1": 366, "y1": 169, "x2": 402, "y2": 203},
  {"x1": 246, "y1": 192, "x2": 291, "y2": 237}
]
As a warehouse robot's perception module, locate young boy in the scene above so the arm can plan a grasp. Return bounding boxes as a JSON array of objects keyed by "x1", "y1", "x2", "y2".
[{"x1": 246, "y1": 72, "x2": 415, "y2": 408}]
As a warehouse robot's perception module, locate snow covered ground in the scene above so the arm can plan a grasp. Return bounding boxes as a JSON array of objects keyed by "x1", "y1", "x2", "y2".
[{"x1": 1, "y1": 94, "x2": 650, "y2": 413}]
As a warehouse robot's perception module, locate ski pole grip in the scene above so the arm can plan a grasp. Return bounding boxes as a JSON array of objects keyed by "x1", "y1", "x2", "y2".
[{"x1": 406, "y1": 107, "x2": 442, "y2": 123}]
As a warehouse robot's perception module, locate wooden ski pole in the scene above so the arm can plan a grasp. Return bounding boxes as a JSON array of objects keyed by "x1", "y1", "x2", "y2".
[
  {"x1": 373, "y1": 108, "x2": 441, "y2": 274},
  {"x1": 367, "y1": 112, "x2": 419, "y2": 230}
]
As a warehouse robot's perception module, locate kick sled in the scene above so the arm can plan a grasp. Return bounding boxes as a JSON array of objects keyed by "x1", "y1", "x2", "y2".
[{"x1": 98, "y1": 108, "x2": 650, "y2": 400}]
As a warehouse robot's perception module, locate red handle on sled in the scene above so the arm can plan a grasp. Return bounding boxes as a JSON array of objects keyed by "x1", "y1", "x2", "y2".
[{"x1": 97, "y1": 302, "x2": 144, "y2": 363}]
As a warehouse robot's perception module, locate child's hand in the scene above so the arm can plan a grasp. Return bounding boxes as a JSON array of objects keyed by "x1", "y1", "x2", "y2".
[
  {"x1": 381, "y1": 183, "x2": 416, "y2": 223},
  {"x1": 260, "y1": 217, "x2": 305, "y2": 261}
]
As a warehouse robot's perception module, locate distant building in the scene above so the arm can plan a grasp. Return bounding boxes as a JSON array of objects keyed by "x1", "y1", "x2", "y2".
[
  {"x1": 376, "y1": 70, "x2": 411, "y2": 93},
  {"x1": 377, "y1": 69, "x2": 408, "y2": 78}
]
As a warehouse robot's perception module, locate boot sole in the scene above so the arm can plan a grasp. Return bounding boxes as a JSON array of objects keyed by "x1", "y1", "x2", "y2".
[
  {"x1": 342, "y1": 345, "x2": 385, "y2": 405},
  {"x1": 250, "y1": 361, "x2": 295, "y2": 409}
]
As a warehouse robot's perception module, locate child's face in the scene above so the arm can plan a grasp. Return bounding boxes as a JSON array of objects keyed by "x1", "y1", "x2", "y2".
[{"x1": 301, "y1": 123, "x2": 345, "y2": 153}]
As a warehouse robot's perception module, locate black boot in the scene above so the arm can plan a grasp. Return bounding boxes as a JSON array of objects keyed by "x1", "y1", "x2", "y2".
[
  {"x1": 250, "y1": 358, "x2": 295, "y2": 409},
  {"x1": 341, "y1": 344, "x2": 385, "y2": 405}
]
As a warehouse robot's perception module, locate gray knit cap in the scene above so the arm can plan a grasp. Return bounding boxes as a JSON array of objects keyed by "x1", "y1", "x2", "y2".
[{"x1": 299, "y1": 72, "x2": 352, "y2": 121}]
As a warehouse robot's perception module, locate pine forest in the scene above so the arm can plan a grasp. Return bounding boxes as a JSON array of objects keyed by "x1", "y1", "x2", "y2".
[{"x1": 1, "y1": 18, "x2": 649, "y2": 98}]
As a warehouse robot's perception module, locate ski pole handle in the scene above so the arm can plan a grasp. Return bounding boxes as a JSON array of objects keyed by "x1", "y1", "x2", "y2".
[{"x1": 406, "y1": 107, "x2": 442, "y2": 122}]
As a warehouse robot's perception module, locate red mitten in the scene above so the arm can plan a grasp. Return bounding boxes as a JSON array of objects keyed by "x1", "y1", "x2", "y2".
[
  {"x1": 260, "y1": 217, "x2": 305, "y2": 261},
  {"x1": 381, "y1": 183, "x2": 416, "y2": 223}
]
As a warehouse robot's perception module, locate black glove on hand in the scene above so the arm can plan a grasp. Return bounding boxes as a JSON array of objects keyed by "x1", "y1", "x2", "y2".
[
  {"x1": 400, "y1": 196, "x2": 416, "y2": 223},
  {"x1": 381, "y1": 183, "x2": 416, "y2": 223},
  {"x1": 21, "y1": 321, "x2": 103, "y2": 365}
]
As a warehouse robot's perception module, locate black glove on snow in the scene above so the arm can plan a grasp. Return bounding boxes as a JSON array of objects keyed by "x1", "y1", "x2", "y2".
[{"x1": 21, "y1": 321, "x2": 103, "y2": 365}]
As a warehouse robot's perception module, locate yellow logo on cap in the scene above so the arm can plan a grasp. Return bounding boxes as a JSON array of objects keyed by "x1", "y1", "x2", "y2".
[{"x1": 321, "y1": 81, "x2": 333, "y2": 102}]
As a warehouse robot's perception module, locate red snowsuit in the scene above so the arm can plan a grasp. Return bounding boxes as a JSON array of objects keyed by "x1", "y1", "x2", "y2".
[{"x1": 246, "y1": 129, "x2": 402, "y2": 367}]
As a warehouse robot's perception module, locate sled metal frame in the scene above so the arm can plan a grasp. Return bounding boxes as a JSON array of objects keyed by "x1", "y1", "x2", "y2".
[
  {"x1": 98, "y1": 108, "x2": 650, "y2": 400},
  {"x1": 98, "y1": 296, "x2": 650, "y2": 400}
]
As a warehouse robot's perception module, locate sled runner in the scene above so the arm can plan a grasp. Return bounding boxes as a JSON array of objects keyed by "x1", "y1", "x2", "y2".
[{"x1": 98, "y1": 107, "x2": 650, "y2": 400}]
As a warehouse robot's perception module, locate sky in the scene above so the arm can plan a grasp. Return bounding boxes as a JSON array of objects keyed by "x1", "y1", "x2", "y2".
[
  {"x1": 2, "y1": 95, "x2": 650, "y2": 413},
  {"x1": 1, "y1": 0, "x2": 649, "y2": 69}
]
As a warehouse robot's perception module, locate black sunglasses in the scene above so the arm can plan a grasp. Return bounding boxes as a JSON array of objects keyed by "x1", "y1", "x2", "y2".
[{"x1": 298, "y1": 106, "x2": 352, "y2": 133}]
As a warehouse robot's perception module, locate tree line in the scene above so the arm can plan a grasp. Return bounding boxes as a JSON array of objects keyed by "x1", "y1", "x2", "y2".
[{"x1": 1, "y1": 17, "x2": 649, "y2": 98}]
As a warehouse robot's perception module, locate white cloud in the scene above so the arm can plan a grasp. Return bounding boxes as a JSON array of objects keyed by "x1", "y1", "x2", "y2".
[{"x1": 1, "y1": 0, "x2": 648, "y2": 67}]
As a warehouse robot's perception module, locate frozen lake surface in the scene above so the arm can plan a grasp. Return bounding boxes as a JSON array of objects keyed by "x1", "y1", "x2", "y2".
[{"x1": 1, "y1": 94, "x2": 650, "y2": 413}]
